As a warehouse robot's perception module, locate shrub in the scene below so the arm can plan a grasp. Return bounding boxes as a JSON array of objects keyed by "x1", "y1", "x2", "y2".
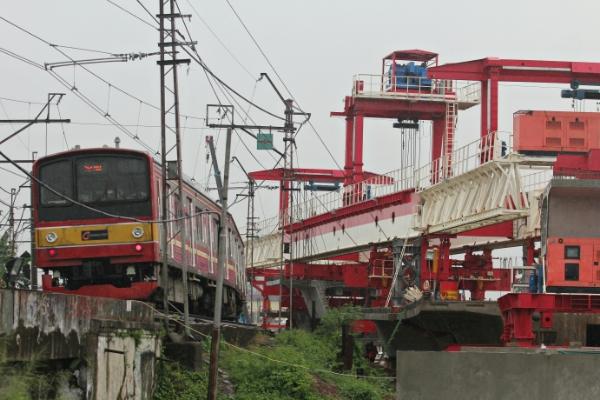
[{"x1": 153, "y1": 361, "x2": 209, "y2": 400}]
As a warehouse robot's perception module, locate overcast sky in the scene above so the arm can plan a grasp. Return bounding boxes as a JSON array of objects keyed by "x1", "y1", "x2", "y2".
[{"x1": 1, "y1": 0, "x2": 600, "y2": 253}]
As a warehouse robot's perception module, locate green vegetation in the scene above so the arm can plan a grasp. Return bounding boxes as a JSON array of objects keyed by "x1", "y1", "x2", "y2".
[
  {"x1": 115, "y1": 328, "x2": 145, "y2": 348},
  {"x1": 153, "y1": 361, "x2": 210, "y2": 400},
  {"x1": 0, "y1": 358, "x2": 75, "y2": 400},
  {"x1": 0, "y1": 233, "x2": 10, "y2": 284},
  {"x1": 154, "y1": 306, "x2": 395, "y2": 400}
]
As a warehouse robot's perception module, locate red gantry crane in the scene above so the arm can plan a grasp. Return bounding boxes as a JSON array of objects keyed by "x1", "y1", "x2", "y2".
[{"x1": 248, "y1": 50, "x2": 600, "y2": 350}]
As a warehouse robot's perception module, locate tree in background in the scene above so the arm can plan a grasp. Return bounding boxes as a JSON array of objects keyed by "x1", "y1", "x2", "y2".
[{"x1": 0, "y1": 232, "x2": 9, "y2": 286}]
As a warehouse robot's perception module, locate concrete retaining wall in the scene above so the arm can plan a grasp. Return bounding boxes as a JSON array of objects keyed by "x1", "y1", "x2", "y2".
[
  {"x1": 397, "y1": 348, "x2": 600, "y2": 400},
  {"x1": 0, "y1": 289, "x2": 160, "y2": 399},
  {"x1": 0, "y1": 289, "x2": 154, "y2": 361}
]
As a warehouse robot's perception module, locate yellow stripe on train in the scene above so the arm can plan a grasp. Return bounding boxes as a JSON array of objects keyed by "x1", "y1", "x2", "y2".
[{"x1": 36, "y1": 222, "x2": 156, "y2": 248}]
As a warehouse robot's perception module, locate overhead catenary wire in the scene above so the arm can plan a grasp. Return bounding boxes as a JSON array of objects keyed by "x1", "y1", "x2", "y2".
[
  {"x1": 130, "y1": 0, "x2": 283, "y2": 194},
  {"x1": 168, "y1": 4, "x2": 281, "y2": 185},
  {"x1": 0, "y1": 150, "x2": 223, "y2": 224},
  {"x1": 121, "y1": 1, "x2": 284, "y2": 122},
  {"x1": 145, "y1": 301, "x2": 396, "y2": 381},
  {"x1": 0, "y1": 96, "x2": 46, "y2": 105},
  {"x1": 113, "y1": 0, "x2": 291, "y2": 222},
  {"x1": 106, "y1": 0, "x2": 157, "y2": 30},
  {"x1": 0, "y1": 43, "x2": 165, "y2": 156},
  {"x1": 183, "y1": 0, "x2": 255, "y2": 80},
  {"x1": 222, "y1": 0, "x2": 342, "y2": 170},
  {"x1": 0, "y1": 97, "x2": 32, "y2": 151},
  {"x1": 0, "y1": 15, "x2": 206, "y2": 122}
]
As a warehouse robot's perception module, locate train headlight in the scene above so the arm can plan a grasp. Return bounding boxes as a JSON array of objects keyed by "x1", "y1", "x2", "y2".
[
  {"x1": 45, "y1": 232, "x2": 58, "y2": 243},
  {"x1": 131, "y1": 227, "x2": 144, "y2": 239}
]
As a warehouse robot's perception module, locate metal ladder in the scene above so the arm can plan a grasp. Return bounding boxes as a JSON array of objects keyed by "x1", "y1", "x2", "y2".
[{"x1": 443, "y1": 101, "x2": 457, "y2": 178}]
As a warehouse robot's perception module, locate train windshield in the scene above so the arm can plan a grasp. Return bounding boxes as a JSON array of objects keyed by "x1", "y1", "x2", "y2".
[
  {"x1": 37, "y1": 153, "x2": 151, "y2": 221},
  {"x1": 76, "y1": 157, "x2": 149, "y2": 204},
  {"x1": 40, "y1": 160, "x2": 73, "y2": 206}
]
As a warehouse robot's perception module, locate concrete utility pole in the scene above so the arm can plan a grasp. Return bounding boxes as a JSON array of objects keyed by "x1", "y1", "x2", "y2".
[
  {"x1": 258, "y1": 72, "x2": 303, "y2": 331},
  {"x1": 204, "y1": 77, "x2": 308, "y2": 396},
  {"x1": 157, "y1": 0, "x2": 192, "y2": 335},
  {"x1": 231, "y1": 156, "x2": 257, "y2": 323},
  {"x1": 273, "y1": 98, "x2": 297, "y2": 330},
  {"x1": 207, "y1": 129, "x2": 232, "y2": 400}
]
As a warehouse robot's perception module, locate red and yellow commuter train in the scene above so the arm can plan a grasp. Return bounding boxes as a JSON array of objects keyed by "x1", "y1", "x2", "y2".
[{"x1": 32, "y1": 147, "x2": 246, "y2": 318}]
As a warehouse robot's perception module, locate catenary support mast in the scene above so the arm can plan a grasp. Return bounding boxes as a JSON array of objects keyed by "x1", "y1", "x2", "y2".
[{"x1": 157, "y1": 0, "x2": 191, "y2": 334}]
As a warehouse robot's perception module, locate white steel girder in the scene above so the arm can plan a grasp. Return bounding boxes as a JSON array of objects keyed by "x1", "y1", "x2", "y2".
[
  {"x1": 250, "y1": 232, "x2": 282, "y2": 268},
  {"x1": 416, "y1": 160, "x2": 529, "y2": 234}
]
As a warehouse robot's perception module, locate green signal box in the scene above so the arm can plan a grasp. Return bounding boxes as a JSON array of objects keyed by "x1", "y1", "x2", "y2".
[{"x1": 257, "y1": 132, "x2": 273, "y2": 150}]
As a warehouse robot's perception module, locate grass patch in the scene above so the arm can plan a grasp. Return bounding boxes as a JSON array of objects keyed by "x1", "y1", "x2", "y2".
[
  {"x1": 221, "y1": 306, "x2": 394, "y2": 400},
  {"x1": 153, "y1": 306, "x2": 395, "y2": 400},
  {"x1": 153, "y1": 361, "x2": 210, "y2": 400}
]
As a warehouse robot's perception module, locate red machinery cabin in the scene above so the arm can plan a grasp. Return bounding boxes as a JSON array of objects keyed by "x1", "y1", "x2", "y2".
[
  {"x1": 541, "y1": 178, "x2": 600, "y2": 293},
  {"x1": 514, "y1": 110, "x2": 600, "y2": 154},
  {"x1": 381, "y1": 50, "x2": 438, "y2": 93}
]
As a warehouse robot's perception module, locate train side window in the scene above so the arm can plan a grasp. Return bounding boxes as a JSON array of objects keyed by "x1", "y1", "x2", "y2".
[
  {"x1": 195, "y1": 207, "x2": 203, "y2": 242},
  {"x1": 173, "y1": 194, "x2": 182, "y2": 231},
  {"x1": 203, "y1": 210, "x2": 209, "y2": 243},
  {"x1": 565, "y1": 245, "x2": 580, "y2": 259},
  {"x1": 565, "y1": 263, "x2": 579, "y2": 281},
  {"x1": 186, "y1": 198, "x2": 193, "y2": 243}
]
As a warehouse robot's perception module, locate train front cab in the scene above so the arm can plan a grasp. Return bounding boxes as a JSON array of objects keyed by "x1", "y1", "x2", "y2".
[
  {"x1": 33, "y1": 149, "x2": 160, "y2": 299},
  {"x1": 542, "y1": 179, "x2": 600, "y2": 293}
]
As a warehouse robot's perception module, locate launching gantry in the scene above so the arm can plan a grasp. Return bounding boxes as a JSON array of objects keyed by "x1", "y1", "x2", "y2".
[{"x1": 246, "y1": 50, "x2": 600, "y2": 337}]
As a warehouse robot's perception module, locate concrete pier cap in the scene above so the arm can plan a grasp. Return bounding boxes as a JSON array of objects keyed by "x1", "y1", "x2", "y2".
[{"x1": 396, "y1": 347, "x2": 600, "y2": 400}]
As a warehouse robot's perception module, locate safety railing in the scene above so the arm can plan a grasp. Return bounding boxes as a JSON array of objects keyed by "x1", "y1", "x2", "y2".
[
  {"x1": 521, "y1": 169, "x2": 554, "y2": 192},
  {"x1": 257, "y1": 130, "x2": 554, "y2": 234},
  {"x1": 352, "y1": 74, "x2": 480, "y2": 105},
  {"x1": 414, "y1": 130, "x2": 513, "y2": 188},
  {"x1": 254, "y1": 215, "x2": 281, "y2": 236},
  {"x1": 288, "y1": 131, "x2": 513, "y2": 224}
]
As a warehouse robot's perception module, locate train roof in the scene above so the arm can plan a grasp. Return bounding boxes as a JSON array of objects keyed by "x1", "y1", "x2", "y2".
[{"x1": 32, "y1": 146, "x2": 243, "y2": 240}]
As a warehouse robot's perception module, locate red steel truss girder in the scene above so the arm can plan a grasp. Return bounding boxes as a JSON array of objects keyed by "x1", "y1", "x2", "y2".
[
  {"x1": 285, "y1": 262, "x2": 369, "y2": 288},
  {"x1": 248, "y1": 267, "x2": 281, "y2": 278},
  {"x1": 331, "y1": 96, "x2": 447, "y2": 120},
  {"x1": 460, "y1": 221, "x2": 514, "y2": 238},
  {"x1": 553, "y1": 149, "x2": 600, "y2": 177},
  {"x1": 427, "y1": 58, "x2": 600, "y2": 84},
  {"x1": 285, "y1": 263, "x2": 345, "y2": 280},
  {"x1": 452, "y1": 268, "x2": 512, "y2": 292},
  {"x1": 499, "y1": 293, "x2": 600, "y2": 313},
  {"x1": 249, "y1": 168, "x2": 344, "y2": 182},
  {"x1": 284, "y1": 189, "x2": 413, "y2": 233},
  {"x1": 248, "y1": 168, "x2": 392, "y2": 184},
  {"x1": 327, "y1": 252, "x2": 361, "y2": 262},
  {"x1": 428, "y1": 57, "x2": 600, "y2": 137},
  {"x1": 498, "y1": 293, "x2": 600, "y2": 345}
]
